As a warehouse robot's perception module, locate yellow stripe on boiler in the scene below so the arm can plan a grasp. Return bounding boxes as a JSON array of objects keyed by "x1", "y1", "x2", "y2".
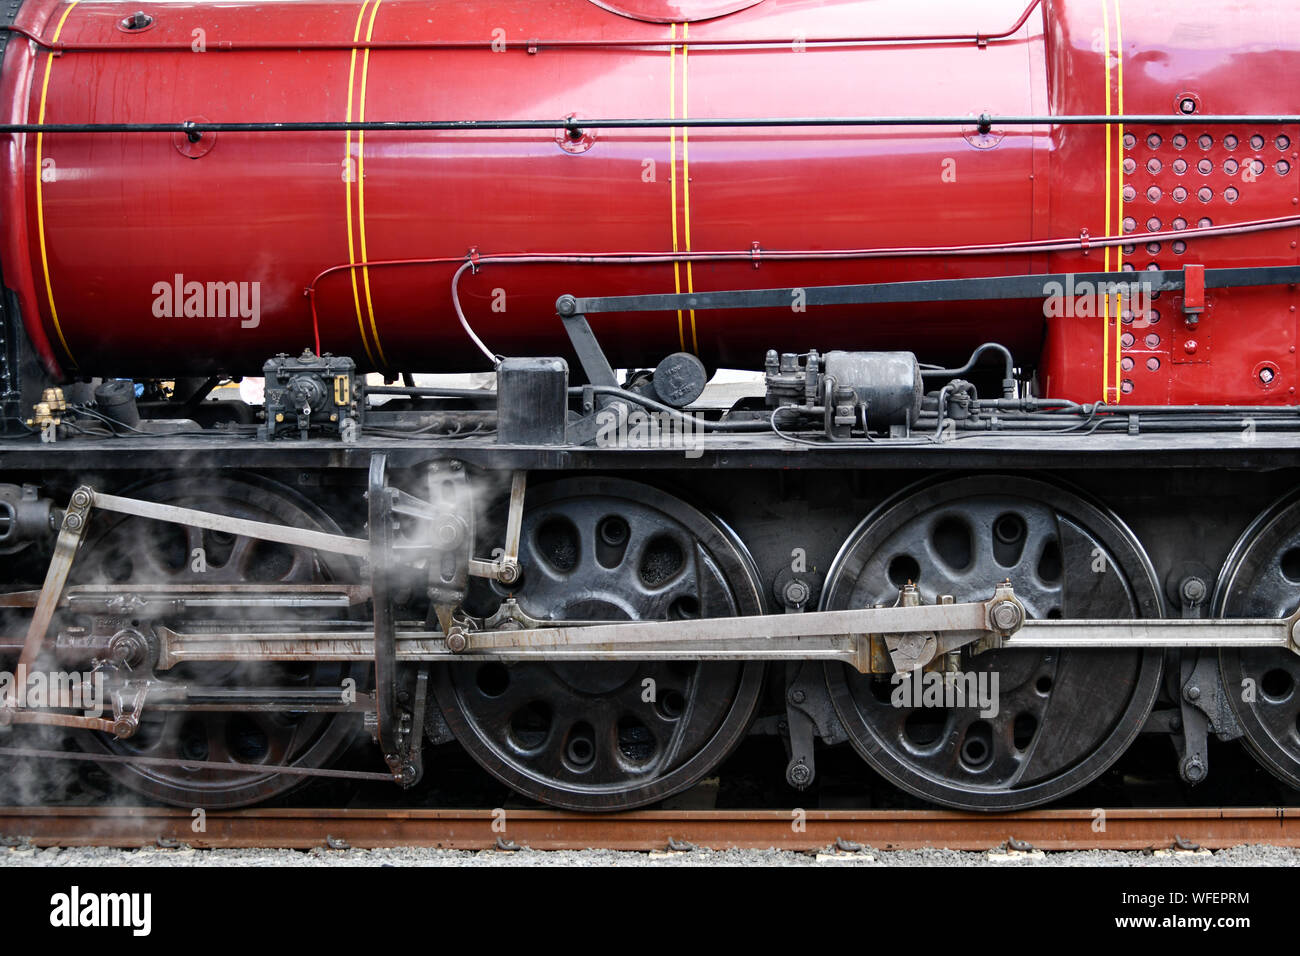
[
  {"x1": 1101, "y1": 0, "x2": 1112, "y2": 402},
  {"x1": 357, "y1": 0, "x2": 389, "y2": 368},
  {"x1": 682, "y1": 22, "x2": 698, "y2": 355},
  {"x1": 35, "y1": 0, "x2": 82, "y2": 369},
  {"x1": 670, "y1": 23, "x2": 684, "y2": 351},
  {"x1": 344, "y1": 0, "x2": 377, "y2": 366}
]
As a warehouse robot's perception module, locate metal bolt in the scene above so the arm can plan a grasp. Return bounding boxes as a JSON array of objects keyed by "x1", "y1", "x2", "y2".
[
  {"x1": 1179, "y1": 97, "x2": 1197, "y2": 114},
  {"x1": 990, "y1": 600, "x2": 1023, "y2": 632},
  {"x1": 1181, "y1": 754, "x2": 1206, "y2": 783},
  {"x1": 113, "y1": 715, "x2": 139, "y2": 739},
  {"x1": 446, "y1": 629, "x2": 468, "y2": 654},
  {"x1": 556, "y1": 295, "x2": 578, "y2": 316},
  {"x1": 108, "y1": 629, "x2": 147, "y2": 668},
  {"x1": 1185, "y1": 685, "x2": 1201, "y2": 701},
  {"x1": 787, "y1": 762, "x2": 813, "y2": 788},
  {"x1": 783, "y1": 580, "x2": 810, "y2": 607},
  {"x1": 788, "y1": 688, "x2": 806, "y2": 705},
  {"x1": 1179, "y1": 576, "x2": 1207, "y2": 606},
  {"x1": 497, "y1": 562, "x2": 520, "y2": 586},
  {"x1": 1260, "y1": 367, "x2": 1276, "y2": 385}
]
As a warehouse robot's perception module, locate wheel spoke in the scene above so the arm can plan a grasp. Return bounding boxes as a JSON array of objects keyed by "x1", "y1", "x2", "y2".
[
  {"x1": 1218, "y1": 491, "x2": 1300, "y2": 786},
  {"x1": 224, "y1": 534, "x2": 256, "y2": 575},
  {"x1": 70, "y1": 477, "x2": 358, "y2": 808},
  {"x1": 824, "y1": 476, "x2": 1161, "y2": 811},
  {"x1": 437, "y1": 479, "x2": 763, "y2": 810}
]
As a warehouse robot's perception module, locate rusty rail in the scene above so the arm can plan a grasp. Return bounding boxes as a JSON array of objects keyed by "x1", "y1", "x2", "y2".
[{"x1": 0, "y1": 807, "x2": 1297, "y2": 852}]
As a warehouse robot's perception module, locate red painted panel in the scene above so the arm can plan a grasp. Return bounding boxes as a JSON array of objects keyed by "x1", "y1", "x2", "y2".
[
  {"x1": 3, "y1": 0, "x2": 1045, "y2": 378},
  {"x1": 1040, "y1": 0, "x2": 1300, "y2": 405},
  {"x1": 1, "y1": 0, "x2": 1297, "y2": 412}
]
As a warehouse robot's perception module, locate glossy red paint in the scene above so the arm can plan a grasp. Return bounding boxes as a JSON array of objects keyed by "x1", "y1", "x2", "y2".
[
  {"x1": 0, "y1": 0, "x2": 1296, "y2": 409},
  {"x1": 1040, "y1": 0, "x2": 1300, "y2": 405}
]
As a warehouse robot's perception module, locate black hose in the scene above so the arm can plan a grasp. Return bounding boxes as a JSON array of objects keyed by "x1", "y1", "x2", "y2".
[{"x1": 922, "y1": 342, "x2": 1016, "y2": 397}]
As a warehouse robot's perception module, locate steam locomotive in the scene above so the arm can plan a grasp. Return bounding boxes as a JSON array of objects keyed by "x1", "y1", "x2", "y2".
[{"x1": 0, "y1": 0, "x2": 1297, "y2": 812}]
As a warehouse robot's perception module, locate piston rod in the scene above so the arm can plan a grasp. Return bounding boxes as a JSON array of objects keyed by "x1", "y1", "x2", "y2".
[{"x1": 150, "y1": 605, "x2": 1300, "y2": 674}]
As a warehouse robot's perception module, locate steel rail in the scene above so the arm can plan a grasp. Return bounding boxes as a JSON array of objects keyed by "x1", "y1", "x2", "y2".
[{"x1": 0, "y1": 806, "x2": 1295, "y2": 851}]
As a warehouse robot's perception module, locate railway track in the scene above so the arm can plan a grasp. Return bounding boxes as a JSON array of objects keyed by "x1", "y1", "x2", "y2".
[{"x1": 1, "y1": 806, "x2": 1297, "y2": 852}]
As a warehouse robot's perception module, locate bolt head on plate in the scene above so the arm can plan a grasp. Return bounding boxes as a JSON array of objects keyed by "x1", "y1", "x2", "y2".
[{"x1": 990, "y1": 600, "x2": 1023, "y2": 632}]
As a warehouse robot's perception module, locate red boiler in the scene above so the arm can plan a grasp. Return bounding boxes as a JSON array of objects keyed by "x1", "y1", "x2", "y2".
[{"x1": 0, "y1": 0, "x2": 1297, "y2": 407}]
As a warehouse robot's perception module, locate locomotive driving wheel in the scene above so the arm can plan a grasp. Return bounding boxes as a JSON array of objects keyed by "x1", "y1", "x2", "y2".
[
  {"x1": 71, "y1": 475, "x2": 361, "y2": 808},
  {"x1": 823, "y1": 475, "x2": 1164, "y2": 811},
  {"x1": 1215, "y1": 491, "x2": 1300, "y2": 789},
  {"x1": 434, "y1": 477, "x2": 765, "y2": 811}
]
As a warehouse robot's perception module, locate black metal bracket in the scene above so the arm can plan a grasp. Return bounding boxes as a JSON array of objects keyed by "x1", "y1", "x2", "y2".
[
  {"x1": 552, "y1": 303, "x2": 628, "y2": 446},
  {"x1": 556, "y1": 306, "x2": 619, "y2": 389},
  {"x1": 558, "y1": 265, "x2": 1300, "y2": 318},
  {"x1": 1174, "y1": 653, "x2": 1212, "y2": 786},
  {"x1": 781, "y1": 661, "x2": 849, "y2": 791},
  {"x1": 368, "y1": 453, "x2": 417, "y2": 784}
]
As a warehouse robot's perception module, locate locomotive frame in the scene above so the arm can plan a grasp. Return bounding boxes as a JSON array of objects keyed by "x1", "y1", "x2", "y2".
[
  {"x1": 3, "y1": 264, "x2": 1300, "y2": 810},
  {"x1": 1, "y1": 0, "x2": 1300, "y2": 813}
]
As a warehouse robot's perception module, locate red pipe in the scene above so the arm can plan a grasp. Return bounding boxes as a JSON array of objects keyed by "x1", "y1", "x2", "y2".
[{"x1": 304, "y1": 210, "x2": 1300, "y2": 362}]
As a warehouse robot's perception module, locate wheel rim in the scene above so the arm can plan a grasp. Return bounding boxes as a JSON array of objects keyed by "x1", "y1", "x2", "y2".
[
  {"x1": 1215, "y1": 490, "x2": 1300, "y2": 789},
  {"x1": 823, "y1": 475, "x2": 1163, "y2": 811},
  {"x1": 435, "y1": 477, "x2": 764, "y2": 811},
  {"x1": 73, "y1": 475, "x2": 361, "y2": 808}
]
